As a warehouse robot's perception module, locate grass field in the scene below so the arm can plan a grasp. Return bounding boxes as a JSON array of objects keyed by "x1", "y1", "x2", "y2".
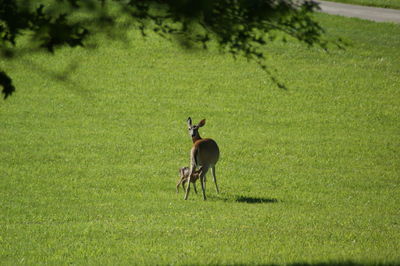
[
  {"x1": 323, "y1": 0, "x2": 400, "y2": 9},
  {"x1": 1, "y1": 11, "x2": 400, "y2": 265}
]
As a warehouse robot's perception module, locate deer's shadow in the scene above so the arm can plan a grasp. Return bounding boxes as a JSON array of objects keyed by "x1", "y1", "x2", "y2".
[
  {"x1": 206, "y1": 194, "x2": 279, "y2": 204},
  {"x1": 235, "y1": 195, "x2": 279, "y2": 204}
]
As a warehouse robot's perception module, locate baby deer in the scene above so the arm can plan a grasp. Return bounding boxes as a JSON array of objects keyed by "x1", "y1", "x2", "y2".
[
  {"x1": 176, "y1": 167, "x2": 202, "y2": 194},
  {"x1": 185, "y1": 117, "x2": 220, "y2": 200}
]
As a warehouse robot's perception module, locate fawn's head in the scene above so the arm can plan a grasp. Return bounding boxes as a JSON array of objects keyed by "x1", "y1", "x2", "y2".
[{"x1": 187, "y1": 117, "x2": 205, "y2": 141}]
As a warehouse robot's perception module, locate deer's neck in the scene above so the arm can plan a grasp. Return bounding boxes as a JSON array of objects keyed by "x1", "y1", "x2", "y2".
[{"x1": 192, "y1": 134, "x2": 202, "y2": 143}]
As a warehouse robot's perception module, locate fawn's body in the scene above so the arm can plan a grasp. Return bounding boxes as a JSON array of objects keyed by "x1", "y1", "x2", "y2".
[{"x1": 176, "y1": 167, "x2": 202, "y2": 193}]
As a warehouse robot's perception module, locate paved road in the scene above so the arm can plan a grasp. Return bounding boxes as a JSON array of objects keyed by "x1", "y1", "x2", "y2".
[{"x1": 316, "y1": 0, "x2": 400, "y2": 23}]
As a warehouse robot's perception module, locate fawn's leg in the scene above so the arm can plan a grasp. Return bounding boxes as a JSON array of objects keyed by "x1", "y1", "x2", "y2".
[
  {"x1": 176, "y1": 177, "x2": 184, "y2": 193},
  {"x1": 182, "y1": 179, "x2": 187, "y2": 193},
  {"x1": 193, "y1": 182, "x2": 198, "y2": 194},
  {"x1": 184, "y1": 167, "x2": 194, "y2": 200}
]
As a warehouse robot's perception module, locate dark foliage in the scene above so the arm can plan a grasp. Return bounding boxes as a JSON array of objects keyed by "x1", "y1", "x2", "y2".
[
  {"x1": 0, "y1": 0, "x2": 333, "y2": 99},
  {"x1": 0, "y1": 70, "x2": 15, "y2": 99}
]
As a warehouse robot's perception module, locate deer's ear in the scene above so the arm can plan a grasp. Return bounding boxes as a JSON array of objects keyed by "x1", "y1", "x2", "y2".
[
  {"x1": 198, "y1": 119, "x2": 206, "y2": 127},
  {"x1": 187, "y1": 117, "x2": 192, "y2": 127}
]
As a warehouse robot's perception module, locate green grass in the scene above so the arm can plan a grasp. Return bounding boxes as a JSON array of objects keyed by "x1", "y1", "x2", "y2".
[
  {"x1": 1, "y1": 13, "x2": 400, "y2": 265},
  {"x1": 323, "y1": 0, "x2": 400, "y2": 9}
]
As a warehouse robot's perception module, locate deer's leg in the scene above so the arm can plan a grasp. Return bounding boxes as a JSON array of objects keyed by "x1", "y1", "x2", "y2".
[
  {"x1": 211, "y1": 166, "x2": 219, "y2": 193},
  {"x1": 199, "y1": 168, "x2": 206, "y2": 191},
  {"x1": 199, "y1": 166, "x2": 209, "y2": 201},
  {"x1": 200, "y1": 176, "x2": 206, "y2": 201}
]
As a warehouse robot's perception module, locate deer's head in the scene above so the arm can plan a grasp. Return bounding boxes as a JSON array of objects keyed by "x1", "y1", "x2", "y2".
[{"x1": 187, "y1": 117, "x2": 205, "y2": 141}]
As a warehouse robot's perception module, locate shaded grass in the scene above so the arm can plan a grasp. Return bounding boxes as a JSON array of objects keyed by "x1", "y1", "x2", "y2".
[{"x1": 1, "y1": 13, "x2": 400, "y2": 265}]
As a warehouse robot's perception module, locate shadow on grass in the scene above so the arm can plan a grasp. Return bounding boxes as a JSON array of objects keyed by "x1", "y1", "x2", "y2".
[
  {"x1": 205, "y1": 194, "x2": 279, "y2": 204},
  {"x1": 235, "y1": 196, "x2": 279, "y2": 204}
]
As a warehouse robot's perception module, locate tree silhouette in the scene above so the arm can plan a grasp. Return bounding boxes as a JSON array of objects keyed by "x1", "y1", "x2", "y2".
[{"x1": 1, "y1": 0, "x2": 332, "y2": 99}]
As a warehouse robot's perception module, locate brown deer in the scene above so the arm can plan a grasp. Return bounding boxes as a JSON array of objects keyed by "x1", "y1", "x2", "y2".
[
  {"x1": 185, "y1": 117, "x2": 220, "y2": 200},
  {"x1": 176, "y1": 166, "x2": 202, "y2": 194}
]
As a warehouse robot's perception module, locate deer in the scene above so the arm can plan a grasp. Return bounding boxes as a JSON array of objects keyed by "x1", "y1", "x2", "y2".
[
  {"x1": 185, "y1": 117, "x2": 220, "y2": 200},
  {"x1": 176, "y1": 166, "x2": 202, "y2": 194}
]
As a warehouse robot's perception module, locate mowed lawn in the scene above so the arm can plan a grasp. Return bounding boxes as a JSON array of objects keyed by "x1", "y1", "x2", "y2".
[{"x1": 1, "y1": 12, "x2": 399, "y2": 265}]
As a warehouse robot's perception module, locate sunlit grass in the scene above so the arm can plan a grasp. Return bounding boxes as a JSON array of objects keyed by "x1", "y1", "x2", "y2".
[{"x1": 0, "y1": 13, "x2": 399, "y2": 265}]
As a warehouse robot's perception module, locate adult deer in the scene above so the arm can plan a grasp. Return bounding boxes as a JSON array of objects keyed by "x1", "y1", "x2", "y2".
[{"x1": 185, "y1": 117, "x2": 220, "y2": 200}]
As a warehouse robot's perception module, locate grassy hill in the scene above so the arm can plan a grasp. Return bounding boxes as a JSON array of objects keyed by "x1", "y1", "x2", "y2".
[{"x1": 1, "y1": 12, "x2": 399, "y2": 265}]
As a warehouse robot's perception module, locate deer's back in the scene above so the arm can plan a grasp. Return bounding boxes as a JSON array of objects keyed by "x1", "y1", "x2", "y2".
[{"x1": 192, "y1": 138, "x2": 219, "y2": 166}]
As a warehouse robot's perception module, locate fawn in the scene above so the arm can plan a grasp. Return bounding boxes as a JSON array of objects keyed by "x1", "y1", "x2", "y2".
[{"x1": 176, "y1": 166, "x2": 203, "y2": 194}]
